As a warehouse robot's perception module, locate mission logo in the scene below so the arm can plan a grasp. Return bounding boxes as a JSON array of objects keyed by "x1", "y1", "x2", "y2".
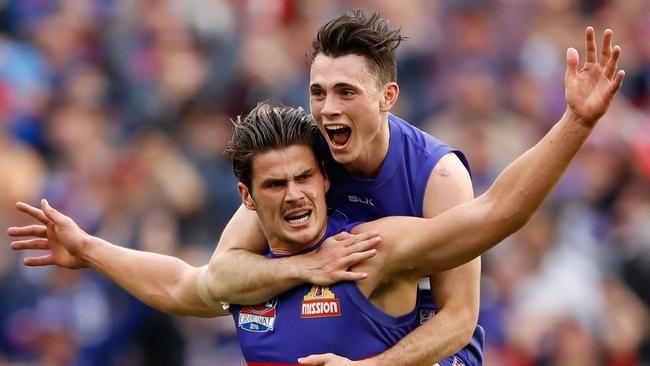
[
  {"x1": 301, "y1": 285, "x2": 341, "y2": 318},
  {"x1": 238, "y1": 298, "x2": 277, "y2": 332}
]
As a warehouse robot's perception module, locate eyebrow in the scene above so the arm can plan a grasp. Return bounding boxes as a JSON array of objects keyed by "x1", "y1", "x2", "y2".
[
  {"x1": 309, "y1": 82, "x2": 360, "y2": 90},
  {"x1": 295, "y1": 168, "x2": 314, "y2": 178},
  {"x1": 259, "y1": 168, "x2": 314, "y2": 186}
]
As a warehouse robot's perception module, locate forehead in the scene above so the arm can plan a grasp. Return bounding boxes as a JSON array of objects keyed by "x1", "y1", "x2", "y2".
[
  {"x1": 309, "y1": 53, "x2": 379, "y2": 88},
  {"x1": 251, "y1": 145, "x2": 320, "y2": 181}
]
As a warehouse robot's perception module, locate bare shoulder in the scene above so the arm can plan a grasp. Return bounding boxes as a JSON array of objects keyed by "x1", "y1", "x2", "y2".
[{"x1": 424, "y1": 152, "x2": 474, "y2": 217}]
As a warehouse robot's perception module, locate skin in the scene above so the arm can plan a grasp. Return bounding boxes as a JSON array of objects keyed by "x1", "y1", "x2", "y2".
[
  {"x1": 297, "y1": 26, "x2": 624, "y2": 366},
  {"x1": 8, "y1": 26, "x2": 624, "y2": 366},
  {"x1": 308, "y1": 52, "x2": 481, "y2": 363}
]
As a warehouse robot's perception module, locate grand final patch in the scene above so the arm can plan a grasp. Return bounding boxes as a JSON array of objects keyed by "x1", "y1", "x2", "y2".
[
  {"x1": 238, "y1": 298, "x2": 277, "y2": 332},
  {"x1": 301, "y1": 285, "x2": 341, "y2": 318}
]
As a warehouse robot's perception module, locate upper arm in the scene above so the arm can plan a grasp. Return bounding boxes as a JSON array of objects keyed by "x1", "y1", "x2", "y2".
[
  {"x1": 213, "y1": 204, "x2": 268, "y2": 255},
  {"x1": 365, "y1": 153, "x2": 492, "y2": 278},
  {"x1": 423, "y1": 153, "x2": 480, "y2": 322},
  {"x1": 422, "y1": 152, "x2": 474, "y2": 215}
]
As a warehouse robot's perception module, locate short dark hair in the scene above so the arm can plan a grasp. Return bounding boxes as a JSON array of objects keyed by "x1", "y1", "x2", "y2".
[
  {"x1": 311, "y1": 9, "x2": 404, "y2": 85},
  {"x1": 227, "y1": 103, "x2": 321, "y2": 190}
]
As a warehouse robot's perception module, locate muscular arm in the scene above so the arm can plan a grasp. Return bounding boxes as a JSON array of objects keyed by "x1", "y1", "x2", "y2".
[
  {"x1": 207, "y1": 205, "x2": 380, "y2": 305},
  {"x1": 364, "y1": 153, "x2": 479, "y2": 366},
  {"x1": 8, "y1": 201, "x2": 228, "y2": 317}
]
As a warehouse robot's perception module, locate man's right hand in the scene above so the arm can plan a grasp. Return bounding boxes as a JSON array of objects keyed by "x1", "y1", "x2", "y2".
[
  {"x1": 8, "y1": 200, "x2": 90, "y2": 269},
  {"x1": 297, "y1": 231, "x2": 380, "y2": 286}
]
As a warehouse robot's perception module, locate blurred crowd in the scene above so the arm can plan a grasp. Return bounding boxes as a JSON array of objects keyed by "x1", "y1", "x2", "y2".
[{"x1": 0, "y1": 0, "x2": 648, "y2": 365}]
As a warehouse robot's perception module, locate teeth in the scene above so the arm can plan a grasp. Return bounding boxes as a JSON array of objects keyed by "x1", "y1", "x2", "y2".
[
  {"x1": 288, "y1": 215, "x2": 310, "y2": 225},
  {"x1": 325, "y1": 125, "x2": 348, "y2": 131},
  {"x1": 285, "y1": 210, "x2": 311, "y2": 225}
]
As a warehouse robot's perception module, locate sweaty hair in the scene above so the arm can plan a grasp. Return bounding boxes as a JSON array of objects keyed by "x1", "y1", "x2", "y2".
[
  {"x1": 311, "y1": 9, "x2": 405, "y2": 85},
  {"x1": 227, "y1": 103, "x2": 322, "y2": 190}
]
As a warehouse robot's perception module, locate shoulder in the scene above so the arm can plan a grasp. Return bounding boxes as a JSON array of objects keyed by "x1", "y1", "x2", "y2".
[{"x1": 423, "y1": 152, "x2": 474, "y2": 217}]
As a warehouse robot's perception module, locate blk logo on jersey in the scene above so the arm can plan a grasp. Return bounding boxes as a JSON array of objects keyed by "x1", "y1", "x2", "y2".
[
  {"x1": 347, "y1": 195, "x2": 375, "y2": 206},
  {"x1": 238, "y1": 298, "x2": 277, "y2": 332},
  {"x1": 301, "y1": 285, "x2": 341, "y2": 318}
]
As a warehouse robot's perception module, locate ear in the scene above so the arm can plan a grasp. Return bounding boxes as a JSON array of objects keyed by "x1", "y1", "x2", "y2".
[
  {"x1": 237, "y1": 182, "x2": 256, "y2": 211},
  {"x1": 322, "y1": 165, "x2": 331, "y2": 193},
  {"x1": 379, "y1": 82, "x2": 399, "y2": 112}
]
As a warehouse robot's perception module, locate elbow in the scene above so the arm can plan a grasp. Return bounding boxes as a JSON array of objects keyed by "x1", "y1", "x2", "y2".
[{"x1": 457, "y1": 308, "x2": 479, "y2": 347}]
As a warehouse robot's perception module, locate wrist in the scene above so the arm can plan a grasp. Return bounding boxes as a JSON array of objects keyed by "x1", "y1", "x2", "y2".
[
  {"x1": 79, "y1": 234, "x2": 102, "y2": 268},
  {"x1": 289, "y1": 254, "x2": 312, "y2": 283},
  {"x1": 564, "y1": 108, "x2": 597, "y2": 130}
]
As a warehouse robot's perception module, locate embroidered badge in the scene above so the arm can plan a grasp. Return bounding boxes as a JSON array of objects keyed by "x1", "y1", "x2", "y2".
[
  {"x1": 419, "y1": 309, "x2": 435, "y2": 324},
  {"x1": 452, "y1": 356, "x2": 466, "y2": 366},
  {"x1": 238, "y1": 298, "x2": 277, "y2": 332},
  {"x1": 301, "y1": 285, "x2": 342, "y2": 318}
]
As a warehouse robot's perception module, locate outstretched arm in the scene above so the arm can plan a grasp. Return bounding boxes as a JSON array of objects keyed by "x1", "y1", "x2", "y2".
[
  {"x1": 300, "y1": 25, "x2": 625, "y2": 366},
  {"x1": 205, "y1": 205, "x2": 381, "y2": 305},
  {"x1": 382, "y1": 27, "x2": 624, "y2": 278},
  {"x1": 8, "y1": 200, "x2": 228, "y2": 317}
]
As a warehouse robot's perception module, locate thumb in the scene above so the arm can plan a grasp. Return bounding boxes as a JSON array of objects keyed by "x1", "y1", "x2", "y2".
[
  {"x1": 298, "y1": 354, "x2": 326, "y2": 365},
  {"x1": 565, "y1": 47, "x2": 579, "y2": 81},
  {"x1": 41, "y1": 199, "x2": 66, "y2": 224}
]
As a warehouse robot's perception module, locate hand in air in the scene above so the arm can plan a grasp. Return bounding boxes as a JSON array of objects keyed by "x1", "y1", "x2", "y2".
[
  {"x1": 8, "y1": 200, "x2": 90, "y2": 269},
  {"x1": 565, "y1": 27, "x2": 625, "y2": 127}
]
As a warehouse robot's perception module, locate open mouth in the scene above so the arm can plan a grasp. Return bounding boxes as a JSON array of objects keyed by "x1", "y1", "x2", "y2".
[
  {"x1": 283, "y1": 208, "x2": 313, "y2": 225},
  {"x1": 324, "y1": 124, "x2": 352, "y2": 147}
]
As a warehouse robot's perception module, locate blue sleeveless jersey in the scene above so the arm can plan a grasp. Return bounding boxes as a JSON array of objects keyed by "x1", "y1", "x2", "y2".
[
  {"x1": 232, "y1": 212, "x2": 421, "y2": 365},
  {"x1": 323, "y1": 114, "x2": 484, "y2": 366}
]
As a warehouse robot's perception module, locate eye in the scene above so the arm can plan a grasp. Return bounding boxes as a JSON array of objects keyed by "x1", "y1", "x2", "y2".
[
  {"x1": 310, "y1": 89, "x2": 325, "y2": 99},
  {"x1": 296, "y1": 173, "x2": 312, "y2": 182},
  {"x1": 265, "y1": 180, "x2": 285, "y2": 189},
  {"x1": 341, "y1": 89, "x2": 355, "y2": 98}
]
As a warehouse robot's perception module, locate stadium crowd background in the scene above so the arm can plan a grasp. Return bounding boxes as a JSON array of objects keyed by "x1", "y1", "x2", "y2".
[{"x1": 0, "y1": 0, "x2": 649, "y2": 365}]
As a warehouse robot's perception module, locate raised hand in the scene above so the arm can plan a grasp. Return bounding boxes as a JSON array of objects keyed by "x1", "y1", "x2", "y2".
[
  {"x1": 565, "y1": 27, "x2": 625, "y2": 127},
  {"x1": 8, "y1": 200, "x2": 90, "y2": 269},
  {"x1": 298, "y1": 230, "x2": 380, "y2": 286}
]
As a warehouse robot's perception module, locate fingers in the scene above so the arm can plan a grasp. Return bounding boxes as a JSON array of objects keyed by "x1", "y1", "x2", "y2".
[
  {"x1": 336, "y1": 271, "x2": 369, "y2": 282},
  {"x1": 298, "y1": 354, "x2": 330, "y2": 365},
  {"x1": 599, "y1": 29, "x2": 613, "y2": 67},
  {"x1": 16, "y1": 202, "x2": 49, "y2": 224},
  {"x1": 341, "y1": 231, "x2": 379, "y2": 247},
  {"x1": 23, "y1": 254, "x2": 56, "y2": 267},
  {"x1": 565, "y1": 47, "x2": 579, "y2": 80},
  {"x1": 605, "y1": 45, "x2": 621, "y2": 80},
  {"x1": 7, "y1": 224, "x2": 47, "y2": 238},
  {"x1": 41, "y1": 199, "x2": 67, "y2": 224},
  {"x1": 329, "y1": 231, "x2": 351, "y2": 241},
  {"x1": 585, "y1": 26, "x2": 597, "y2": 64},
  {"x1": 10, "y1": 238, "x2": 50, "y2": 251},
  {"x1": 345, "y1": 234, "x2": 381, "y2": 253},
  {"x1": 342, "y1": 250, "x2": 378, "y2": 269},
  {"x1": 609, "y1": 70, "x2": 625, "y2": 95}
]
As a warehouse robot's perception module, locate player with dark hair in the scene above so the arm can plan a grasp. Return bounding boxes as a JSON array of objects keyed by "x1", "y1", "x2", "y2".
[{"x1": 9, "y1": 9, "x2": 624, "y2": 366}]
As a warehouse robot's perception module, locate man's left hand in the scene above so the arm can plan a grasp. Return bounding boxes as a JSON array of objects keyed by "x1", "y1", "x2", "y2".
[{"x1": 298, "y1": 353, "x2": 361, "y2": 366}]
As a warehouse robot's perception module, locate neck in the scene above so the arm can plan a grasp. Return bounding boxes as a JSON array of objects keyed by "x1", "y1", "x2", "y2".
[
  {"x1": 266, "y1": 220, "x2": 329, "y2": 256},
  {"x1": 343, "y1": 115, "x2": 391, "y2": 179}
]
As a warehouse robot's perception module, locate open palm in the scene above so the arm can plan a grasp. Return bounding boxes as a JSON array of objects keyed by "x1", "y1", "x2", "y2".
[
  {"x1": 8, "y1": 200, "x2": 89, "y2": 269},
  {"x1": 565, "y1": 27, "x2": 624, "y2": 127}
]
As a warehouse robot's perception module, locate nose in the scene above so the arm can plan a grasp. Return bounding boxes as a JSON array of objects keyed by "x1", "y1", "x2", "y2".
[
  {"x1": 285, "y1": 181, "x2": 305, "y2": 202},
  {"x1": 320, "y1": 95, "x2": 341, "y2": 119}
]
